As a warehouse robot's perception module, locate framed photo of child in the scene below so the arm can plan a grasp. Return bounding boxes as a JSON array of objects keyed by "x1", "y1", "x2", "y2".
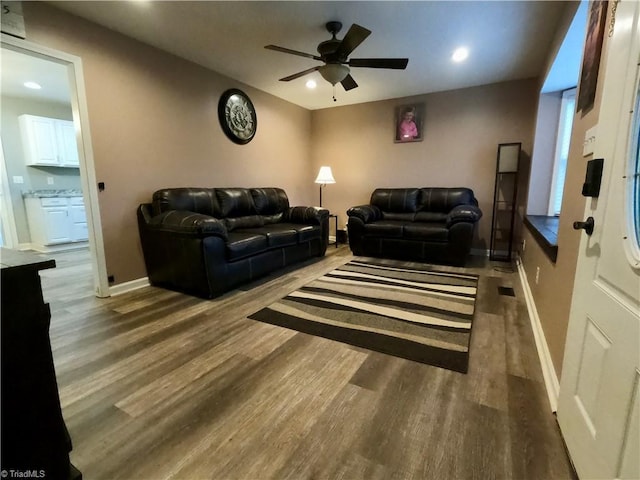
[
  {"x1": 577, "y1": 0, "x2": 607, "y2": 116},
  {"x1": 394, "y1": 103, "x2": 425, "y2": 143}
]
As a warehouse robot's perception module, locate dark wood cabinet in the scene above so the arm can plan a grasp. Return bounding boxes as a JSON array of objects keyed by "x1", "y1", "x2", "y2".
[{"x1": 1, "y1": 248, "x2": 81, "y2": 479}]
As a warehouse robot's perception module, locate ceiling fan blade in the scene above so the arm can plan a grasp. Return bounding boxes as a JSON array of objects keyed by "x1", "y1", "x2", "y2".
[
  {"x1": 349, "y1": 58, "x2": 409, "y2": 69},
  {"x1": 341, "y1": 74, "x2": 358, "y2": 91},
  {"x1": 335, "y1": 24, "x2": 371, "y2": 59},
  {"x1": 279, "y1": 66, "x2": 320, "y2": 82},
  {"x1": 265, "y1": 45, "x2": 322, "y2": 61}
]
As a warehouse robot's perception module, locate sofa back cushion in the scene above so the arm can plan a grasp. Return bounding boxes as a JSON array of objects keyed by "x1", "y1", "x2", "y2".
[
  {"x1": 152, "y1": 188, "x2": 221, "y2": 217},
  {"x1": 216, "y1": 188, "x2": 257, "y2": 217},
  {"x1": 215, "y1": 188, "x2": 264, "y2": 231},
  {"x1": 370, "y1": 188, "x2": 420, "y2": 213},
  {"x1": 251, "y1": 188, "x2": 290, "y2": 224},
  {"x1": 418, "y1": 188, "x2": 476, "y2": 213}
]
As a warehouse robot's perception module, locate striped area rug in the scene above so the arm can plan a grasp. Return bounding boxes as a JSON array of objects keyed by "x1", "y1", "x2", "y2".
[{"x1": 249, "y1": 258, "x2": 479, "y2": 373}]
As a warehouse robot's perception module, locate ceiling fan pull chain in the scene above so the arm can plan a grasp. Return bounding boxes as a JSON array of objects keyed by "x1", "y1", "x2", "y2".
[{"x1": 333, "y1": 84, "x2": 337, "y2": 102}]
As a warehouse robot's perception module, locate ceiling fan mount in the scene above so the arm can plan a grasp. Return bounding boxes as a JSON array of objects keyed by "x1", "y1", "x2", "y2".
[
  {"x1": 317, "y1": 23, "x2": 343, "y2": 59},
  {"x1": 265, "y1": 21, "x2": 408, "y2": 92}
]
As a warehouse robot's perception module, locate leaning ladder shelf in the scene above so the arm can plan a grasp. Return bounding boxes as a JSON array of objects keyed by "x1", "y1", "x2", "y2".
[{"x1": 490, "y1": 142, "x2": 521, "y2": 262}]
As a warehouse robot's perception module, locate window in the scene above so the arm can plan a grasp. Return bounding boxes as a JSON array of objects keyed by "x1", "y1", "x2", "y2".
[
  {"x1": 625, "y1": 72, "x2": 640, "y2": 267},
  {"x1": 548, "y1": 88, "x2": 577, "y2": 216},
  {"x1": 633, "y1": 122, "x2": 640, "y2": 247}
]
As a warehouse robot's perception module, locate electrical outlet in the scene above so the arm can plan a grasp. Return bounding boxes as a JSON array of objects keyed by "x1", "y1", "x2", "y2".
[
  {"x1": 47, "y1": 177, "x2": 54, "y2": 185},
  {"x1": 12, "y1": 176, "x2": 23, "y2": 184},
  {"x1": 535, "y1": 267, "x2": 540, "y2": 284}
]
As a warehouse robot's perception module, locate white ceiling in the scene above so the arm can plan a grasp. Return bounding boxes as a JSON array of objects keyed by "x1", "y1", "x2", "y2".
[
  {"x1": 1, "y1": 47, "x2": 72, "y2": 103},
  {"x1": 7, "y1": 1, "x2": 579, "y2": 110}
]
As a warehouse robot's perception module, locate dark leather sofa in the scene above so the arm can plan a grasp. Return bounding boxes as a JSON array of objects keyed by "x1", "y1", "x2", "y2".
[
  {"x1": 137, "y1": 187, "x2": 329, "y2": 298},
  {"x1": 346, "y1": 187, "x2": 482, "y2": 266}
]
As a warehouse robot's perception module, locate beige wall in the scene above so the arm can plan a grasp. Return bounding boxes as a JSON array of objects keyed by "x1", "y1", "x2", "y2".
[
  {"x1": 19, "y1": 3, "x2": 565, "y2": 322},
  {"x1": 22, "y1": 3, "x2": 313, "y2": 285},
  {"x1": 522, "y1": 2, "x2": 612, "y2": 378},
  {"x1": 311, "y1": 79, "x2": 539, "y2": 248}
]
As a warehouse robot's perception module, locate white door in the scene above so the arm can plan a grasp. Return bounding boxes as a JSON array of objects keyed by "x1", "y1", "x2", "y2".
[
  {"x1": 557, "y1": 2, "x2": 640, "y2": 479},
  {"x1": 0, "y1": 138, "x2": 18, "y2": 248}
]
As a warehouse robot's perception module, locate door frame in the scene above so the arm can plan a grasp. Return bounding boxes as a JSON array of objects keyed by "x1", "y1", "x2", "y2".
[
  {"x1": 0, "y1": 138, "x2": 19, "y2": 248},
  {"x1": 1, "y1": 33, "x2": 109, "y2": 298}
]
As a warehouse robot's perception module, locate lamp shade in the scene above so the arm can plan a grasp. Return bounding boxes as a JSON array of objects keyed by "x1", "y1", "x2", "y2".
[
  {"x1": 314, "y1": 166, "x2": 336, "y2": 184},
  {"x1": 318, "y1": 64, "x2": 350, "y2": 86}
]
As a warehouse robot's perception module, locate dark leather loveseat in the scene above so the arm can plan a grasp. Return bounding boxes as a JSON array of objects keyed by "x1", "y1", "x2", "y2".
[
  {"x1": 137, "y1": 187, "x2": 329, "y2": 298},
  {"x1": 346, "y1": 187, "x2": 482, "y2": 266}
]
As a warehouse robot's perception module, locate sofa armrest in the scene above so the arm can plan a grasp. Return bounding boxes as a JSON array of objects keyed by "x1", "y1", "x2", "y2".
[
  {"x1": 146, "y1": 209, "x2": 228, "y2": 239},
  {"x1": 287, "y1": 206, "x2": 329, "y2": 225},
  {"x1": 446, "y1": 205, "x2": 483, "y2": 227},
  {"x1": 347, "y1": 204, "x2": 381, "y2": 223}
]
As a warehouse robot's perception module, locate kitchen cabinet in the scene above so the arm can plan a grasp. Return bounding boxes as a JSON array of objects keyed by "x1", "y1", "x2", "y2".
[
  {"x1": 25, "y1": 196, "x2": 88, "y2": 249},
  {"x1": 56, "y1": 120, "x2": 80, "y2": 167},
  {"x1": 69, "y1": 197, "x2": 88, "y2": 241},
  {"x1": 19, "y1": 114, "x2": 79, "y2": 168}
]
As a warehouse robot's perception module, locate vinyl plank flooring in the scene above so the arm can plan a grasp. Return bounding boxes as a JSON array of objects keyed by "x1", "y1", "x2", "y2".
[
  {"x1": 508, "y1": 374, "x2": 573, "y2": 479},
  {"x1": 465, "y1": 311, "x2": 509, "y2": 411},
  {"x1": 33, "y1": 246, "x2": 575, "y2": 479},
  {"x1": 460, "y1": 401, "x2": 512, "y2": 480}
]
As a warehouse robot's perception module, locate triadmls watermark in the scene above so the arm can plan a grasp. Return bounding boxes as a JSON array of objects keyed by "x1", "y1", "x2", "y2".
[{"x1": 0, "y1": 470, "x2": 46, "y2": 479}]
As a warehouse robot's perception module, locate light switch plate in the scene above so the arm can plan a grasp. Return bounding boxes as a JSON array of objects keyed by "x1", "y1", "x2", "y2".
[
  {"x1": 12, "y1": 176, "x2": 24, "y2": 184},
  {"x1": 583, "y1": 125, "x2": 597, "y2": 156}
]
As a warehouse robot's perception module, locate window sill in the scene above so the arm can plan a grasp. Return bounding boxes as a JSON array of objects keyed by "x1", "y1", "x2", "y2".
[{"x1": 524, "y1": 215, "x2": 559, "y2": 263}]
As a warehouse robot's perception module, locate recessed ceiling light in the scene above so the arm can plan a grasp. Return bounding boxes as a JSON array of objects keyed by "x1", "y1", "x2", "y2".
[
  {"x1": 452, "y1": 47, "x2": 469, "y2": 63},
  {"x1": 306, "y1": 79, "x2": 317, "y2": 89},
  {"x1": 23, "y1": 81, "x2": 42, "y2": 90}
]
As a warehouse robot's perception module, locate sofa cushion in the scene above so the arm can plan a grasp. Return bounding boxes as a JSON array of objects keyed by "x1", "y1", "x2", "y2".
[
  {"x1": 152, "y1": 188, "x2": 220, "y2": 217},
  {"x1": 293, "y1": 224, "x2": 322, "y2": 243},
  {"x1": 239, "y1": 225, "x2": 298, "y2": 248},
  {"x1": 364, "y1": 221, "x2": 405, "y2": 237},
  {"x1": 403, "y1": 223, "x2": 449, "y2": 242},
  {"x1": 276, "y1": 223, "x2": 322, "y2": 242},
  {"x1": 216, "y1": 188, "x2": 258, "y2": 218},
  {"x1": 415, "y1": 211, "x2": 448, "y2": 223},
  {"x1": 255, "y1": 189, "x2": 287, "y2": 222},
  {"x1": 251, "y1": 188, "x2": 290, "y2": 215},
  {"x1": 148, "y1": 210, "x2": 227, "y2": 238},
  {"x1": 382, "y1": 212, "x2": 416, "y2": 222},
  {"x1": 226, "y1": 232, "x2": 268, "y2": 261},
  {"x1": 370, "y1": 188, "x2": 420, "y2": 213},
  {"x1": 419, "y1": 188, "x2": 476, "y2": 213},
  {"x1": 225, "y1": 215, "x2": 264, "y2": 232}
]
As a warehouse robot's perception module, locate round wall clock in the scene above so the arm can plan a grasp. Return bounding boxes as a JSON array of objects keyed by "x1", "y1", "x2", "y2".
[{"x1": 218, "y1": 89, "x2": 257, "y2": 144}]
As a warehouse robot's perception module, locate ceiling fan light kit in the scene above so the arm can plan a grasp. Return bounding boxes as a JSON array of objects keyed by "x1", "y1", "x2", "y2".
[
  {"x1": 265, "y1": 21, "x2": 408, "y2": 95},
  {"x1": 319, "y1": 64, "x2": 350, "y2": 85}
]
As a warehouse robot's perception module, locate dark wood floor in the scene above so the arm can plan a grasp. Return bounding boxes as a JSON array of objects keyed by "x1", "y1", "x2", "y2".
[{"x1": 37, "y1": 246, "x2": 575, "y2": 480}]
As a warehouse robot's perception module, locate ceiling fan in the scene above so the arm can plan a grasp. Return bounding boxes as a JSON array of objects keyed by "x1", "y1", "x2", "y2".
[{"x1": 265, "y1": 21, "x2": 409, "y2": 92}]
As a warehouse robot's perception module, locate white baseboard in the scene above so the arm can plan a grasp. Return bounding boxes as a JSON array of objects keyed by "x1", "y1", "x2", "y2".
[
  {"x1": 109, "y1": 277, "x2": 149, "y2": 296},
  {"x1": 516, "y1": 257, "x2": 560, "y2": 412}
]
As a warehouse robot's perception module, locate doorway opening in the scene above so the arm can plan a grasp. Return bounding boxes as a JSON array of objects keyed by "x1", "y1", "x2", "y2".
[{"x1": 1, "y1": 34, "x2": 109, "y2": 297}]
